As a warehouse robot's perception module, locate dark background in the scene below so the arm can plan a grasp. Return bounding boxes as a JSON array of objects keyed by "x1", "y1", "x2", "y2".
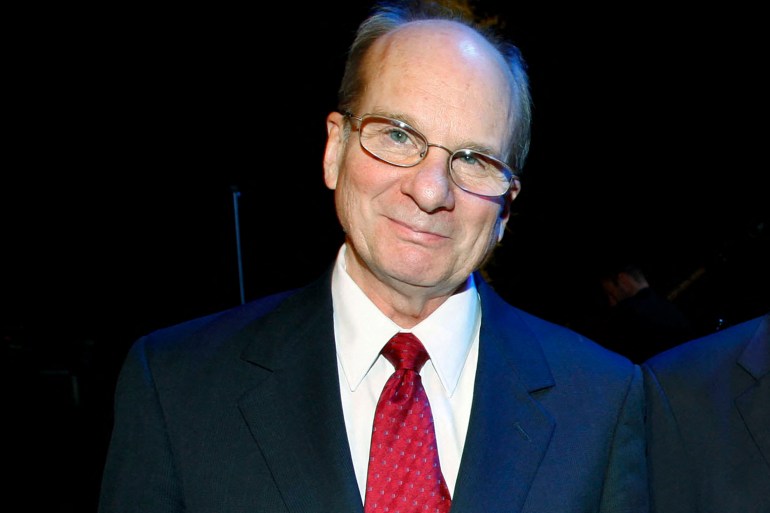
[{"x1": 4, "y1": 2, "x2": 768, "y2": 511}]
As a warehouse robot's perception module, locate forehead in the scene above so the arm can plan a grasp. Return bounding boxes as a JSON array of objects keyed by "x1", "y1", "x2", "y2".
[{"x1": 361, "y1": 20, "x2": 513, "y2": 144}]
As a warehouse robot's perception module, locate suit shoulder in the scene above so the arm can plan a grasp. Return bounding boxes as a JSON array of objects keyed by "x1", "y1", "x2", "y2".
[
  {"x1": 644, "y1": 314, "x2": 762, "y2": 375},
  {"x1": 511, "y1": 306, "x2": 637, "y2": 380},
  {"x1": 137, "y1": 288, "x2": 299, "y2": 354},
  {"x1": 479, "y1": 277, "x2": 634, "y2": 372}
]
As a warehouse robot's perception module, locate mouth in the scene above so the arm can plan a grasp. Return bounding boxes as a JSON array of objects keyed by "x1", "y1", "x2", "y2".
[{"x1": 388, "y1": 217, "x2": 449, "y2": 242}]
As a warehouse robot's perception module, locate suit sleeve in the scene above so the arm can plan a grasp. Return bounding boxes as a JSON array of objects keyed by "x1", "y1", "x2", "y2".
[
  {"x1": 98, "y1": 338, "x2": 184, "y2": 513},
  {"x1": 599, "y1": 364, "x2": 651, "y2": 513}
]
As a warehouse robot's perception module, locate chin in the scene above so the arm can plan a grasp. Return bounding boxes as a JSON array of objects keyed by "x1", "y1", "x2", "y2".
[{"x1": 384, "y1": 261, "x2": 452, "y2": 289}]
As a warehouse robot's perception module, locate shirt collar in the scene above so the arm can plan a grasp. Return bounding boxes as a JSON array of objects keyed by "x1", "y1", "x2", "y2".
[{"x1": 332, "y1": 244, "x2": 479, "y2": 397}]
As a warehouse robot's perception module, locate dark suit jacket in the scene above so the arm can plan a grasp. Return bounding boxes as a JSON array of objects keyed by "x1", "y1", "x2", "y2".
[
  {"x1": 643, "y1": 312, "x2": 770, "y2": 513},
  {"x1": 99, "y1": 269, "x2": 648, "y2": 512}
]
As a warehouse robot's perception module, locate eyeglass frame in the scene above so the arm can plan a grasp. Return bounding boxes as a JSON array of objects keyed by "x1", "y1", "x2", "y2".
[{"x1": 342, "y1": 111, "x2": 521, "y2": 197}]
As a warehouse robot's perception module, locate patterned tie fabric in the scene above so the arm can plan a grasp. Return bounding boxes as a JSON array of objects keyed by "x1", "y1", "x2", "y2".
[{"x1": 364, "y1": 332, "x2": 451, "y2": 513}]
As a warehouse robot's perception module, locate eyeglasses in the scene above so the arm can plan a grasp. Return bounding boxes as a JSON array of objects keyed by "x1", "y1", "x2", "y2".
[{"x1": 343, "y1": 112, "x2": 520, "y2": 197}]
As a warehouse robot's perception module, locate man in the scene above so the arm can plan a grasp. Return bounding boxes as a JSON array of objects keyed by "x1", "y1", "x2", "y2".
[
  {"x1": 594, "y1": 262, "x2": 696, "y2": 362},
  {"x1": 644, "y1": 312, "x2": 770, "y2": 512},
  {"x1": 99, "y1": 2, "x2": 648, "y2": 511}
]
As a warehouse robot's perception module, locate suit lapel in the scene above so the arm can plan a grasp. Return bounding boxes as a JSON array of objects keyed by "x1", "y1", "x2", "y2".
[
  {"x1": 451, "y1": 276, "x2": 556, "y2": 513},
  {"x1": 232, "y1": 270, "x2": 560, "y2": 512},
  {"x1": 735, "y1": 313, "x2": 770, "y2": 470},
  {"x1": 238, "y1": 271, "x2": 363, "y2": 513}
]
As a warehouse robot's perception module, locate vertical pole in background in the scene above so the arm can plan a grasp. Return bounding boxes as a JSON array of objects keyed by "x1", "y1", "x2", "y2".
[{"x1": 231, "y1": 185, "x2": 246, "y2": 305}]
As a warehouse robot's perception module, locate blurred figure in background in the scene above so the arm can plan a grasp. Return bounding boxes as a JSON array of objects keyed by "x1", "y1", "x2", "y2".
[{"x1": 589, "y1": 261, "x2": 696, "y2": 363}]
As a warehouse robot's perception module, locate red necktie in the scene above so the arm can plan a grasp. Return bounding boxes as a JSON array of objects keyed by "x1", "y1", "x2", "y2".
[{"x1": 364, "y1": 332, "x2": 451, "y2": 513}]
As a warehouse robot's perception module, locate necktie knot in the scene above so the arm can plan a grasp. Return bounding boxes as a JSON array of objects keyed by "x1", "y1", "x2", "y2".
[{"x1": 382, "y1": 332, "x2": 429, "y2": 372}]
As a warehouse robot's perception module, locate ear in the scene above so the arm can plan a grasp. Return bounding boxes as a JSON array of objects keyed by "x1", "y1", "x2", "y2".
[
  {"x1": 508, "y1": 176, "x2": 522, "y2": 203},
  {"x1": 323, "y1": 111, "x2": 346, "y2": 190},
  {"x1": 497, "y1": 179, "x2": 521, "y2": 242}
]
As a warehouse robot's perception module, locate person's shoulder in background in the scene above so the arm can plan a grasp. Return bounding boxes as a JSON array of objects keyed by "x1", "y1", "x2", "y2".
[{"x1": 643, "y1": 311, "x2": 768, "y2": 378}]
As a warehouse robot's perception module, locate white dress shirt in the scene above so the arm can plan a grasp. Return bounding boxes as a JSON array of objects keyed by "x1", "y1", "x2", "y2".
[{"x1": 331, "y1": 244, "x2": 480, "y2": 501}]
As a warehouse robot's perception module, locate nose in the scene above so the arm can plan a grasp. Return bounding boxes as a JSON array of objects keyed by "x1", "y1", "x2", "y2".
[{"x1": 401, "y1": 144, "x2": 455, "y2": 213}]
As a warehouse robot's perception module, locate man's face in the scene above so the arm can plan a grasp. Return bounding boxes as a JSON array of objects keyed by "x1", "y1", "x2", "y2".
[{"x1": 324, "y1": 21, "x2": 520, "y2": 300}]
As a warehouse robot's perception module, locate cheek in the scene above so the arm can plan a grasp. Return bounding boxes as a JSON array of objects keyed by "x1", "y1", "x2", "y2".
[
  {"x1": 340, "y1": 151, "x2": 401, "y2": 202},
  {"x1": 467, "y1": 200, "x2": 504, "y2": 234},
  {"x1": 334, "y1": 157, "x2": 386, "y2": 228},
  {"x1": 334, "y1": 176, "x2": 359, "y2": 234},
  {"x1": 462, "y1": 204, "x2": 505, "y2": 252}
]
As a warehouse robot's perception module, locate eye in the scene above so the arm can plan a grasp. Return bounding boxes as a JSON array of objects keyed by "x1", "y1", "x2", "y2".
[
  {"x1": 457, "y1": 152, "x2": 481, "y2": 167},
  {"x1": 386, "y1": 127, "x2": 412, "y2": 145},
  {"x1": 452, "y1": 150, "x2": 505, "y2": 181}
]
